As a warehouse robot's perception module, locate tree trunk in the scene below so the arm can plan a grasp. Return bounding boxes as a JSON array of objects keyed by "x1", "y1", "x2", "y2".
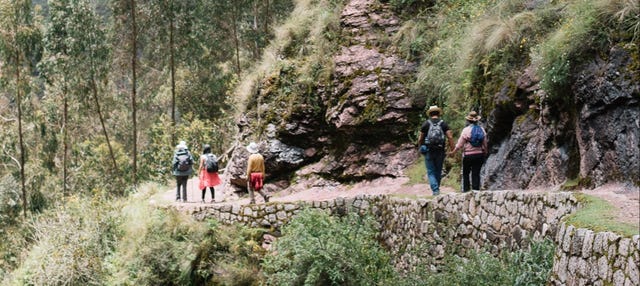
[
  {"x1": 16, "y1": 52, "x2": 26, "y2": 217},
  {"x1": 91, "y1": 75, "x2": 118, "y2": 173},
  {"x1": 264, "y1": 0, "x2": 269, "y2": 36},
  {"x1": 253, "y1": 1, "x2": 260, "y2": 60},
  {"x1": 130, "y1": 0, "x2": 138, "y2": 188},
  {"x1": 63, "y1": 91, "x2": 68, "y2": 197},
  {"x1": 232, "y1": 2, "x2": 241, "y2": 76},
  {"x1": 169, "y1": 0, "x2": 176, "y2": 145}
]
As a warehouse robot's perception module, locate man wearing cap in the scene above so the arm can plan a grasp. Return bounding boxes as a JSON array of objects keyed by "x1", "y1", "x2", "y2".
[
  {"x1": 246, "y1": 142, "x2": 270, "y2": 204},
  {"x1": 417, "y1": 106, "x2": 454, "y2": 195},
  {"x1": 450, "y1": 111, "x2": 488, "y2": 192}
]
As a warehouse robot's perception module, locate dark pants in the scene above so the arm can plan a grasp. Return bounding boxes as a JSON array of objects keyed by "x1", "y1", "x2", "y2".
[
  {"x1": 175, "y1": 176, "x2": 188, "y2": 201},
  {"x1": 202, "y1": 187, "x2": 214, "y2": 201},
  {"x1": 424, "y1": 150, "x2": 445, "y2": 195},
  {"x1": 462, "y1": 154, "x2": 484, "y2": 192}
]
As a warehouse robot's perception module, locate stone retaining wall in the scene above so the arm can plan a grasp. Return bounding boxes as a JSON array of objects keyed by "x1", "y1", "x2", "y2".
[
  {"x1": 178, "y1": 190, "x2": 639, "y2": 285},
  {"x1": 550, "y1": 224, "x2": 639, "y2": 286}
]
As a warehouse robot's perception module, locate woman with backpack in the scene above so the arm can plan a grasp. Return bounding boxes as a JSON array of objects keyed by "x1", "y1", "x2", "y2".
[
  {"x1": 198, "y1": 144, "x2": 221, "y2": 203},
  {"x1": 449, "y1": 111, "x2": 488, "y2": 193}
]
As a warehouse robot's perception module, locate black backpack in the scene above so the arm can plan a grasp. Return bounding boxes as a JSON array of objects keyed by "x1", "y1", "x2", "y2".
[
  {"x1": 205, "y1": 154, "x2": 218, "y2": 173},
  {"x1": 425, "y1": 120, "x2": 445, "y2": 149},
  {"x1": 176, "y1": 153, "x2": 192, "y2": 171}
]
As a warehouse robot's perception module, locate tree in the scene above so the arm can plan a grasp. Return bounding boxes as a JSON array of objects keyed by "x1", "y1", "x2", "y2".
[
  {"x1": 0, "y1": 0, "x2": 41, "y2": 217},
  {"x1": 40, "y1": 0, "x2": 118, "y2": 196}
]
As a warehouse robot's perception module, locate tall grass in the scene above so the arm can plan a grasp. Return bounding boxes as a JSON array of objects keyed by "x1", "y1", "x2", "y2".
[
  {"x1": 393, "y1": 0, "x2": 638, "y2": 121},
  {"x1": 565, "y1": 193, "x2": 639, "y2": 237}
]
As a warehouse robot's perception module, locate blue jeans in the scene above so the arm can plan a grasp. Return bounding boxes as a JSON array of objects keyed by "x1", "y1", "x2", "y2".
[{"x1": 424, "y1": 150, "x2": 445, "y2": 195}]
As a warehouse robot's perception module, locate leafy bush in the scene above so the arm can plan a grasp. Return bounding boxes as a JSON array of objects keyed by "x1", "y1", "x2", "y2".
[
  {"x1": 263, "y1": 208, "x2": 396, "y2": 285},
  {"x1": 8, "y1": 197, "x2": 119, "y2": 286},
  {"x1": 398, "y1": 239, "x2": 556, "y2": 286}
]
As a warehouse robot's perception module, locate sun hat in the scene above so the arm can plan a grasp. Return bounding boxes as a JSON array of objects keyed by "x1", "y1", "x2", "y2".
[
  {"x1": 426, "y1": 105, "x2": 442, "y2": 116},
  {"x1": 177, "y1": 140, "x2": 188, "y2": 150},
  {"x1": 465, "y1": 111, "x2": 481, "y2": 122},
  {"x1": 246, "y1": 142, "x2": 259, "y2": 154}
]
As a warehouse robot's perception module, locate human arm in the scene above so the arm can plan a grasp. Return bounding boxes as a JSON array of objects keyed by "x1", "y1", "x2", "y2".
[
  {"x1": 417, "y1": 132, "x2": 425, "y2": 147},
  {"x1": 446, "y1": 130, "x2": 455, "y2": 152}
]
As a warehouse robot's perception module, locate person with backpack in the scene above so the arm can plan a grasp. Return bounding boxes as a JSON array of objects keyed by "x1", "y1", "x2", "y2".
[
  {"x1": 450, "y1": 111, "x2": 488, "y2": 192},
  {"x1": 418, "y1": 105, "x2": 455, "y2": 196},
  {"x1": 246, "y1": 142, "x2": 270, "y2": 204},
  {"x1": 198, "y1": 144, "x2": 221, "y2": 203},
  {"x1": 172, "y1": 141, "x2": 194, "y2": 202}
]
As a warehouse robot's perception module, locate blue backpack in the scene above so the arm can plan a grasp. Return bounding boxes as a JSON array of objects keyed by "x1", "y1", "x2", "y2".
[{"x1": 469, "y1": 124, "x2": 485, "y2": 147}]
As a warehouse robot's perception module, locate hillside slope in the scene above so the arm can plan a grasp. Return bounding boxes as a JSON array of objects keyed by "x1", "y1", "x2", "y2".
[{"x1": 225, "y1": 0, "x2": 639, "y2": 193}]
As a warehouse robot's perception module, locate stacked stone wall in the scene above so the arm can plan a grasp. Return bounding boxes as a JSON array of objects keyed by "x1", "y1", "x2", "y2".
[
  {"x1": 550, "y1": 224, "x2": 639, "y2": 286},
  {"x1": 178, "y1": 190, "x2": 639, "y2": 285}
]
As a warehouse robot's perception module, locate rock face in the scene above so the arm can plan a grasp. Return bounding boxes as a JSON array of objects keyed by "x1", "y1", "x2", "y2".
[
  {"x1": 573, "y1": 46, "x2": 639, "y2": 186},
  {"x1": 226, "y1": 0, "x2": 422, "y2": 191},
  {"x1": 483, "y1": 45, "x2": 639, "y2": 189}
]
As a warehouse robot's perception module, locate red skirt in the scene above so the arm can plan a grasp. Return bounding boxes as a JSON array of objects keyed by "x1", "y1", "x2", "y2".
[
  {"x1": 199, "y1": 169, "x2": 221, "y2": 189},
  {"x1": 250, "y1": 173, "x2": 264, "y2": 191}
]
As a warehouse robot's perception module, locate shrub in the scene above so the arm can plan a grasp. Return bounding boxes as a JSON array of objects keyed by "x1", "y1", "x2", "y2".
[
  {"x1": 8, "y1": 197, "x2": 119, "y2": 286},
  {"x1": 263, "y1": 208, "x2": 396, "y2": 285},
  {"x1": 397, "y1": 239, "x2": 556, "y2": 286}
]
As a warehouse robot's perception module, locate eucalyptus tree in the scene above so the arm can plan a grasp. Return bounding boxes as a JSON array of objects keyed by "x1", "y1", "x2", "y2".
[
  {"x1": 0, "y1": 0, "x2": 42, "y2": 216},
  {"x1": 40, "y1": 0, "x2": 117, "y2": 196},
  {"x1": 111, "y1": 0, "x2": 139, "y2": 187}
]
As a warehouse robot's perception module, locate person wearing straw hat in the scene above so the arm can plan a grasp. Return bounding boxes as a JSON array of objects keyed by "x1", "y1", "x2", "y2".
[
  {"x1": 246, "y1": 142, "x2": 270, "y2": 204},
  {"x1": 450, "y1": 111, "x2": 488, "y2": 192},
  {"x1": 417, "y1": 106, "x2": 454, "y2": 196}
]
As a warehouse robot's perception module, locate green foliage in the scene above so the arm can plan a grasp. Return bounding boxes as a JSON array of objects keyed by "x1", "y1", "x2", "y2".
[
  {"x1": 398, "y1": 239, "x2": 556, "y2": 286},
  {"x1": 236, "y1": 0, "x2": 343, "y2": 134},
  {"x1": 263, "y1": 208, "x2": 396, "y2": 285},
  {"x1": 565, "y1": 193, "x2": 639, "y2": 237},
  {"x1": 104, "y1": 187, "x2": 207, "y2": 285},
  {"x1": 9, "y1": 197, "x2": 119, "y2": 286}
]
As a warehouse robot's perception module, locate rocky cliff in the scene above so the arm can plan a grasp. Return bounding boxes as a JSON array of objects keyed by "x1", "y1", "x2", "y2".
[
  {"x1": 483, "y1": 44, "x2": 639, "y2": 189},
  {"x1": 226, "y1": 0, "x2": 423, "y2": 192},
  {"x1": 226, "y1": 0, "x2": 639, "y2": 193}
]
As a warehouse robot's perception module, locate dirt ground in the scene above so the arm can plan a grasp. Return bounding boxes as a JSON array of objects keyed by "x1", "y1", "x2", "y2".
[{"x1": 159, "y1": 175, "x2": 639, "y2": 233}]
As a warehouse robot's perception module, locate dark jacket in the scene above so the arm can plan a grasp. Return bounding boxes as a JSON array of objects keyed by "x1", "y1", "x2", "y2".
[{"x1": 172, "y1": 147, "x2": 194, "y2": 176}]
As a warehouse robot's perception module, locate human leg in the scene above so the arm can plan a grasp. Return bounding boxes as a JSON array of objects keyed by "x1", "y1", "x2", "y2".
[
  {"x1": 175, "y1": 177, "x2": 181, "y2": 201},
  {"x1": 248, "y1": 182, "x2": 256, "y2": 204},
  {"x1": 424, "y1": 153, "x2": 440, "y2": 195},
  {"x1": 462, "y1": 156, "x2": 472, "y2": 192},
  {"x1": 201, "y1": 188, "x2": 206, "y2": 202},
  {"x1": 433, "y1": 151, "x2": 445, "y2": 187},
  {"x1": 209, "y1": 187, "x2": 215, "y2": 201},
  {"x1": 469, "y1": 154, "x2": 484, "y2": 190},
  {"x1": 179, "y1": 176, "x2": 188, "y2": 202}
]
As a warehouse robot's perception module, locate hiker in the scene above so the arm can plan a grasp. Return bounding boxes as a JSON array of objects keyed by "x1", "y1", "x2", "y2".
[
  {"x1": 418, "y1": 105, "x2": 455, "y2": 195},
  {"x1": 172, "y1": 141, "x2": 194, "y2": 202},
  {"x1": 246, "y1": 142, "x2": 270, "y2": 204},
  {"x1": 449, "y1": 111, "x2": 488, "y2": 192},
  {"x1": 198, "y1": 144, "x2": 221, "y2": 203}
]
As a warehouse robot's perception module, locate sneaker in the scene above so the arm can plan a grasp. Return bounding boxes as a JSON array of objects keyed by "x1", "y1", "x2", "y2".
[
  {"x1": 264, "y1": 195, "x2": 270, "y2": 203},
  {"x1": 182, "y1": 199, "x2": 187, "y2": 203},
  {"x1": 201, "y1": 200, "x2": 205, "y2": 203}
]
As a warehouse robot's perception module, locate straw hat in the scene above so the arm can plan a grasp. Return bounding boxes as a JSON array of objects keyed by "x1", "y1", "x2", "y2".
[
  {"x1": 426, "y1": 105, "x2": 442, "y2": 116},
  {"x1": 246, "y1": 142, "x2": 259, "y2": 154},
  {"x1": 465, "y1": 111, "x2": 481, "y2": 122}
]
